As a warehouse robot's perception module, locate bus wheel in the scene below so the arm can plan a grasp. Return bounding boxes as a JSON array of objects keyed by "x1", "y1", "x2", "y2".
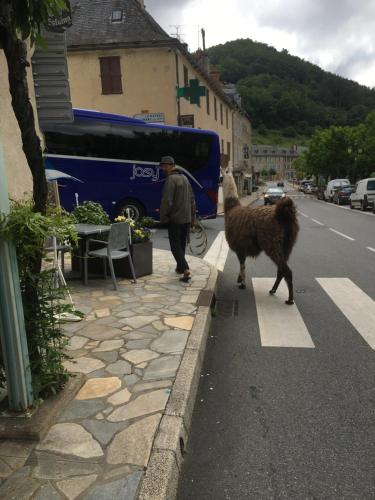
[{"x1": 117, "y1": 200, "x2": 145, "y2": 221}]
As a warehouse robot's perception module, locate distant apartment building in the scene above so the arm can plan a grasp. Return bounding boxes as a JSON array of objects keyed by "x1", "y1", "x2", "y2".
[
  {"x1": 251, "y1": 145, "x2": 307, "y2": 180},
  {"x1": 65, "y1": 0, "x2": 251, "y2": 186},
  {"x1": 221, "y1": 82, "x2": 252, "y2": 195}
]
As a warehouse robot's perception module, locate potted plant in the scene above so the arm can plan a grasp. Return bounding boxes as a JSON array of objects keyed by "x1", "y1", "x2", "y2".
[
  {"x1": 70, "y1": 201, "x2": 111, "y2": 225},
  {"x1": 113, "y1": 215, "x2": 153, "y2": 278}
]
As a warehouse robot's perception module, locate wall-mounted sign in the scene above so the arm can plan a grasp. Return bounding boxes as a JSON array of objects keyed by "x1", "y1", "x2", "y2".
[
  {"x1": 177, "y1": 79, "x2": 206, "y2": 105},
  {"x1": 46, "y1": 3, "x2": 72, "y2": 32},
  {"x1": 179, "y1": 114, "x2": 195, "y2": 128},
  {"x1": 134, "y1": 112, "x2": 165, "y2": 123}
]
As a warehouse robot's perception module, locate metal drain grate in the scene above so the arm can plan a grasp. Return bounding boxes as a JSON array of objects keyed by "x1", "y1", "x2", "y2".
[
  {"x1": 196, "y1": 290, "x2": 216, "y2": 307},
  {"x1": 215, "y1": 299, "x2": 239, "y2": 317}
]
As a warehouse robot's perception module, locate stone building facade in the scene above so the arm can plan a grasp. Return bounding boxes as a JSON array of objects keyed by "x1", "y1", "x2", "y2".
[
  {"x1": 0, "y1": 48, "x2": 35, "y2": 198},
  {"x1": 251, "y1": 144, "x2": 307, "y2": 180},
  {"x1": 65, "y1": 0, "x2": 251, "y2": 176}
]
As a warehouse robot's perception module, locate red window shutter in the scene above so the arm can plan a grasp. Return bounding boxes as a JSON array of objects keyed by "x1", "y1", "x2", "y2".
[{"x1": 99, "y1": 56, "x2": 122, "y2": 94}]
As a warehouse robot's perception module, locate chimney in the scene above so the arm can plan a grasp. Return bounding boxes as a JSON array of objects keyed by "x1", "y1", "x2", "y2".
[{"x1": 210, "y1": 66, "x2": 220, "y2": 82}]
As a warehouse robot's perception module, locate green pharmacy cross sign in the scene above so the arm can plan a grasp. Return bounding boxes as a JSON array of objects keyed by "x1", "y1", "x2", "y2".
[{"x1": 177, "y1": 79, "x2": 206, "y2": 105}]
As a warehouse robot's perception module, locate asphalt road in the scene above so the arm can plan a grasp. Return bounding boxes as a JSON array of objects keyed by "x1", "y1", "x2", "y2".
[{"x1": 170, "y1": 190, "x2": 375, "y2": 500}]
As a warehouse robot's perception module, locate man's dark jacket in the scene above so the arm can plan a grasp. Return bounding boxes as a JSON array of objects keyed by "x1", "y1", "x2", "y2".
[{"x1": 160, "y1": 170, "x2": 196, "y2": 224}]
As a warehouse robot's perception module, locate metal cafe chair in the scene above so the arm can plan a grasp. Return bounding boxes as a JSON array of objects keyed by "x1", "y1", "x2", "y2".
[
  {"x1": 44, "y1": 236, "x2": 71, "y2": 276},
  {"x1": 86, "y1": 222, "x2": 136, "y2": 290}
]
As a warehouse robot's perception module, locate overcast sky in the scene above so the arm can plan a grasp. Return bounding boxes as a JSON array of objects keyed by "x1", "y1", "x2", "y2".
[{"x1": 146, "y1": 0, "x2": 375, "y2": 89}]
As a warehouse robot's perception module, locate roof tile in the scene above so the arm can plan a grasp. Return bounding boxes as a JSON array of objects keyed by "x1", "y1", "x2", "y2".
[{"x1": 67, "y1": 0, "x2": 171, "y2": 47}]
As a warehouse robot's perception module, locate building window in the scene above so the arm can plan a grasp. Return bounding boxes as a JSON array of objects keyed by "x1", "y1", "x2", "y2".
[
  {"x1": 220, "y1": 103, "x2": 223, "y2": 125},
  {"x1": 111, "y1": 9, "x2": 123, "y2": 22},
  {"x1": 214, "y1": 97, "x2": 217, "y2": 120},
  {"x1": 183, "y1": 65, "x2": 189, "y2": 87},
  {"x1": 99, "y1": 56, "x2": 122, "y2": 94},
  {"x1": 206, "y1": 89, "x2": 210, "y2": 115},
  {"x1": 226, "y1": 108, "x2": 229, "y2": 128},
  {"x1": 221, "y1": 139, "x2": 224, "y2": 152},
  {"x1": 227, "y1": 141, "x2": 231, "y2": 160}
]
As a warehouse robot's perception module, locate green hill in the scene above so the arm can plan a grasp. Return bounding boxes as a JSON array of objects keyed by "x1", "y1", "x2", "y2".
[{"x1": 207, "y1": 39, "x2": 375, "y2": 144}]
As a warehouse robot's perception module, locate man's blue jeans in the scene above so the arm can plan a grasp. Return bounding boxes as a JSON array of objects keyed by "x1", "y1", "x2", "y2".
[{"x1": 167, "y1": 222, "x2": 190, "y2": 272}]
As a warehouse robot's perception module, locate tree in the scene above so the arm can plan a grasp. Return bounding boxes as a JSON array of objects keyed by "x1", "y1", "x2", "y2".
[
  {"x1": 357, "y1": 111, "x2": 375, "y2": 179},
  {"x1": 261, "y1": 168, "x2": 269, "y2": 179},
  {"x1": 0, "y1": 1, "x2": 70, "y2": 397},
  {"x1": 207, "y1": 38, "x2": 375, "y2": 142},
  {"x1": 0, "y1": 0, "x2": 68, "y2": 215},
  {"x1": 269, "y1": 168, "x2": 277, "y2": 179}
]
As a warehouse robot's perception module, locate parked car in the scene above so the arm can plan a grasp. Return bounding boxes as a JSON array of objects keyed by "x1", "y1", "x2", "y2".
[
  {"x1": 264, "y1": 187, "x2": 286, "y2": 205},
  {"x1": 350, "y1": 178, "x2": 375, "y2": 211},
  {"x1": 317, "y1": 186, "x2": 326, "y2": 200},
  {"x1": 304, "y1": 184, "x2": 318, "y2": 194},
  {"x1": 324, "y1": 179, "x2": 350, "y2": 202},
  {"x1": 332, "y1": 185, "x2": 355, "y2": 205},
  {"x1": 299, "y1": 180, "x2": 311, "y2": 192}
]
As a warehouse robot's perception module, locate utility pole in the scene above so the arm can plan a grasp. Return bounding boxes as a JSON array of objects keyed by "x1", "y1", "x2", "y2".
[
  {"x1": 201, "y1": 28, "x2": 206, "y2": 51},
  {"x1": 0, "y1": 144, "x2": 33, "y2": 411}
]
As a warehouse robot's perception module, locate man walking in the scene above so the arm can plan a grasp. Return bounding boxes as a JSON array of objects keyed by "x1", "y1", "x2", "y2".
[{"x1": 159, "y1": 156, "x2": 196, "y2": 282}]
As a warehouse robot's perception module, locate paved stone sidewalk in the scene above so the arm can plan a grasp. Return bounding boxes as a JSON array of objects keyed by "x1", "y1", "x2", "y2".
[{"x1": 0, "y1": 249, "x2": 217, "y2": 500}]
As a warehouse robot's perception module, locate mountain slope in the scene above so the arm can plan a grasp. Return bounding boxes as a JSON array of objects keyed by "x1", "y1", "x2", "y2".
[{"x1": 207, "y1": 39, "x2": 375, "y2": 140}]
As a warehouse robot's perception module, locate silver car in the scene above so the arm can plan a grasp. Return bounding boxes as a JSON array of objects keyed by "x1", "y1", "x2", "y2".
[{"x1": 264, "y1": 187, "x2": 286, "y2": 205}]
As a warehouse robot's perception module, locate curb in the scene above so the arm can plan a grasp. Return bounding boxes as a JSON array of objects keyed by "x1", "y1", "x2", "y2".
[{"x1": 137, "y1": 259, "x2": 218, "y2": 500}]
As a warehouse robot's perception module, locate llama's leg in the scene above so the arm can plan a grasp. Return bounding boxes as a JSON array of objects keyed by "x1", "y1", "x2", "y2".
[
  {"x1": 283, "y1": 264, "x2": 294, "y2": 305},
  {"x1": 236, "y1": 254, "x2": 246, "y2": 289},
  {"x1": 269, "y1": 267, "x2": 283, "y2": 295}
]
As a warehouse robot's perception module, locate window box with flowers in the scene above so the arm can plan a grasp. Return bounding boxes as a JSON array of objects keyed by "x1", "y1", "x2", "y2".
[{"x1": 112, "y1": 216, "x2": 153, "y2": 278}]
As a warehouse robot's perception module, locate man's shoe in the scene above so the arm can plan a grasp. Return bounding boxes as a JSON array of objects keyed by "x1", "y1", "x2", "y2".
[{"x1": 179, "y1": 272, "x2": 191, "y2": 282}]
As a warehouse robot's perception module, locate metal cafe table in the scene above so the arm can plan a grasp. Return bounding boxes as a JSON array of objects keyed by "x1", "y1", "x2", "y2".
[{"x1": 74, "y1": 223, "x2": 111, "y2": 285}]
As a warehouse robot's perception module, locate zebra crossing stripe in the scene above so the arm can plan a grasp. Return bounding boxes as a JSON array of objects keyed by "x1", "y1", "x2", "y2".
[
  {"x1": 203, "y1": 231, "x2": 229, "y2": 272},
  {"x1": 252, "y1": 278, "x2": 315, "y2": 348},
  {"x1": 316, "y1": 278, "x2": 375, "y2": 349}
]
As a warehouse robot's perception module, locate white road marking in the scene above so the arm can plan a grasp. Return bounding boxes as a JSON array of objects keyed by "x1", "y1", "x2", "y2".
[
  {"x1": 252, "y1": 278, "x2": 315, "y2": 348},
  {"x1": 299, "y1": 212, "x2": 309, "y2": 217},
  {"x1": 317, "y1": 278, "x2": 375, "y2": 349},
  {"x1": 310, "y1": 218, "x2": 324, "y2": 226},
  {"x1": 203, "y1": 231, "x2": 229, "y2": 272},
  {"x1": 329, "y1": 228, "x2": 355, "y2": 241},
  {"x1": 367, "y1": 247, "x2": 375, "y2": 253}
]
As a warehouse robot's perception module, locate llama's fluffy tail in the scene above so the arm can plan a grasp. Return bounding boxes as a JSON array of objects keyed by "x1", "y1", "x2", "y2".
[{"x1": 275, "y1": 197, "x2": 299, "y2": 259}]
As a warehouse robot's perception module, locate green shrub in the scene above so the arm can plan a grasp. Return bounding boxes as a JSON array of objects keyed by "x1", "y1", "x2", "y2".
[
  {"x1": 70, "y1": 201, "x2": 111, "y2": 225},
  {"x1": 138, "y1": 216, "x2": 156, "y2": 228},
  {"x1": 0, "y1": 201, "x2": 79, "y2": 398}
]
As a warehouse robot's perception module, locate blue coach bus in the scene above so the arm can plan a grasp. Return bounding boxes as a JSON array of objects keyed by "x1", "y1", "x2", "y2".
[{"x1": 43, "y1": 109, "x2": 220, "y2": 220}]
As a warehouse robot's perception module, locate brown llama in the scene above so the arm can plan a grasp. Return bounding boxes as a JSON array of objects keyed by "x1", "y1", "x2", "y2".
[{"x1": 222, "y1": 169, "x2": 299, "y2": 305}]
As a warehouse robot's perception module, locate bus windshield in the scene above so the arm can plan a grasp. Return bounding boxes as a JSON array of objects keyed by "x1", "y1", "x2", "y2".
[{"x1": 43, "y1": 109, "x2": 220, "y2": 221}]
